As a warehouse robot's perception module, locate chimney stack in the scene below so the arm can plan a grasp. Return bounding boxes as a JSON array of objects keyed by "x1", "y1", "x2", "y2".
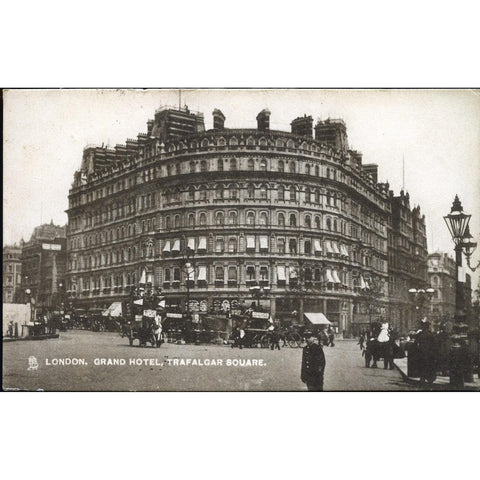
[
  {"x1": 256, "y1": 109, "x2": 271, "y2": 131},
  {"x1": 212, "y1": 109, "x2": 226, "y2": 130}
]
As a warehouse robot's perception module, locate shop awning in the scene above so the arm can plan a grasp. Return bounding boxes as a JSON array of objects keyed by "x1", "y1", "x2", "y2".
[
  {"x1": 171, "y1": 240, "x2": 180, "y2": 253},
  {"x1": 163, "y1": 240, "x2": 171, "y2": 254},
  {"x1": 198, "y1": 237, "x2": 207, "y2": 251},
  {"x1": 277, "y1": 266, "x2": 286, "y2": 281},
  {"x1": 198, "y1": 266, "x2": 207, "y2": 281},
  {"x1": 340, "y1": 245, "x2": 349, "y2": 257},
  {"x1": 304, "y1": 312, "x2": 332, "y2": 325},
  {"x1": 187, "y1": 238, "x2": 195, "y2": 251},
  {"x1": 102, "y1": 302, "x2": 122, "y2": 317},
  {"x1": 332, "y1": 242, "x2": 340, "y2": 255},
  {"x1": 314, "y1": 239, "x2": 322, "y2": 254},
  {"x1": 326, "y1": 269, "x2": 334, "y2": 283},
  {"x1": 247, "y1": 236, "x2": 255, "y2": 249},
  {"x1": 260, "y1": 236, "x2": 269, "y2": 250},
  {"x1": 332, "y1": 270, "x2": 341, "y2": 284}
]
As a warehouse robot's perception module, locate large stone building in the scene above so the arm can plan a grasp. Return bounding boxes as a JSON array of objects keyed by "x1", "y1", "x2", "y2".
[
  {"x1": 3, "y1": 244, "x2": 22, "y2": 303},
  {"x1": 20, "y1": 222, "x2": 67, "y2": 310},
  {"x1": 427, "y1": 252, "x2": 456, "y2": 329},
  {"x1": 66, "y1": 105, "x2": 427, "y2": 334}
]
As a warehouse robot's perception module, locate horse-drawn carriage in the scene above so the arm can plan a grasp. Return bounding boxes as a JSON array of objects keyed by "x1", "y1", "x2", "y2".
[{"x1": 126, "y1": 318, "x2": 162, "y2": 347}]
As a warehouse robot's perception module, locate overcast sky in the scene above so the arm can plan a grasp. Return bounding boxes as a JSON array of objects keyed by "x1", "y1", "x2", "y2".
[{"x1": 4, "y1": 89, "x2": 480, "y2": 285}]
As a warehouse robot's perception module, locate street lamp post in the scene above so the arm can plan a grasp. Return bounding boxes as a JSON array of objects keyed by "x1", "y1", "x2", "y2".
[{"x1": 181, "y1": 240, "x2": 196, "y2": 343}]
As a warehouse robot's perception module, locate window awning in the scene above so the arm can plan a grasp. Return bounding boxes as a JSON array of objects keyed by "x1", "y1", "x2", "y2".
[
  {"x1": 198, "y1": 237, "x2": 207, "y2": 251},
  {"x1": 325, "y1": 241, "x2": 333, "y2": 254},
  {"x1": 247, "y1": 236, "x2": 255, "y2": 249},
  {"x1": 304, "y1": 312, "x2": 332, "y2": 325},
  {"x1": 162, "y1": 240, "x2": 171, "y2": 253},
  {"x1": 360, "y1": 275, "x2": 367, "y2": 289},
  {"x1": 332, "y1": 242, "x2": 340, "y2": 255},
  {"x1": 187, "y1": 238, "x2": 195, "y2": 251},
  {"x1": 277, "y1": 266, "x2": 286, "y2": 281},
  {"x1": 102, "y1": 302, "x2": 122, "y2": 317},
  {"x1": 332, "y1": 270, "x2": 341, "y2": 284},
  {"x1": 326, "y1": 269, "x2": 334, "y2": 283},
  {"x1": 171, "y1": 239, "x2": 180, "y2": 253},
  {"x1": 314, "y1": 239, "x2": 322, "y2": 253},
  {"x1": 341, "y1": 245, "x2": 349, "y2": 257},
  {"x1": 260, "y1": 236, "x2": 269, "y2": 250},
  {"x1": 198, "y1": 266, "x2": 207, "y2": 281}
]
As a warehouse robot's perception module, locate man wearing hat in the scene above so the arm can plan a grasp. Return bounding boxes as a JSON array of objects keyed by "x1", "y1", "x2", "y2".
[
  {"x1": 301, "y1": 332, "x2": 326, "y2": 391},
  {"x1": 414, "y1": 319, "x2": 437, "y2": 384}
]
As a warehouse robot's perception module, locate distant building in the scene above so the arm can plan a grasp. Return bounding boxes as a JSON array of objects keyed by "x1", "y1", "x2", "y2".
[
  {"x1": 427, "y1": 252, "x2": 456, "y2": 328},
  {"x1": 20, "y1": 221, "x2": 67, "y2": 310},
  {"x1": 3, "y1": 243, "x2": 23, "y2": 303}
]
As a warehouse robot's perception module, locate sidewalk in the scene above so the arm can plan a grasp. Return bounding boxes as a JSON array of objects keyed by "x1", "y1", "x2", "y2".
[
  {"x1": 3, "y1": 333, "x2": 60, "y2": 342},
  {"x1": 393, "y1": 357, "x2": 480, "y2": 391}
]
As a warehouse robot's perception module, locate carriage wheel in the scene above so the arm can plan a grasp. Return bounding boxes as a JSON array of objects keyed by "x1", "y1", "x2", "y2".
[{"x1": 297, "y1": 335, "x2": 307, "y2": 348}]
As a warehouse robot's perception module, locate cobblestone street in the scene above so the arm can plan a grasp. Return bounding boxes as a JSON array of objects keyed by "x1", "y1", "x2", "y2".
[{"x1": 3, "y1": 331, "x2": 416, "y2": 391}]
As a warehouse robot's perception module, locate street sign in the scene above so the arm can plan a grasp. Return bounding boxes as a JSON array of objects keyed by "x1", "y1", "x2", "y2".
[
  {"x1": 42, "y1": 243, "x2": 62, "y2": 251},
  {"x1": 252, "y1": 311, "x2": 270, "y2": 319}
]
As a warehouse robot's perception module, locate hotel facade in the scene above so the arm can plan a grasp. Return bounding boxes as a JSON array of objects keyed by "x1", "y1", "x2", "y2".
[{"x1": 66, "y1": 106, "x2": 427, "y2": 333}]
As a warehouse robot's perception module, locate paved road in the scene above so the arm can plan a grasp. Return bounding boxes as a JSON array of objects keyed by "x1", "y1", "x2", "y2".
[{"x1": 3, "y1": 331, "x2": 415, "y2": 391}]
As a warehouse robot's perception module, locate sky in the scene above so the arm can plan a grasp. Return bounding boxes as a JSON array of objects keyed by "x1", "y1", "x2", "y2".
[{"x1": 4, "y1": 88, "x2": 480, "y2": 287}]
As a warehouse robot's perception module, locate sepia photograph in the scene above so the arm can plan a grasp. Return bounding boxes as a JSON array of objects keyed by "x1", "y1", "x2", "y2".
[{"x1": 2, "y1": 88, "x2": 480, "y2": 392}]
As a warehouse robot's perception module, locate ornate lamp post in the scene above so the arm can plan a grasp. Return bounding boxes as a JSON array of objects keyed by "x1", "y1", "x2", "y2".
[
  {"x1": 444, "y1": 195, "x2": 479, "y2": 323},
  {"x1": 181, "y1": 239, "x2": 196, "y2": 342}
]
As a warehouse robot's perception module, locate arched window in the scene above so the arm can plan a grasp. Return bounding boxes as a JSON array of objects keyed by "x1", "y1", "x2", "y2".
[
  {"x1": 216, "y1": 184, "x2": 224, "y2": 200},
  {"x1": 333, "y1": 219, "x2": 338, "y2": 232},
  {"x1": 230, "y1": 158, "x2": 237, "y2": 171},
  {"x1": 176, "y1": 163, "x2": 181, "y2": 175},
  {"x1": 217, "y1": 158, "x2": 224, "y2": 171},
  {"x1": 174, "y1": 215, "x2": 180, "y2": 228},
  {"x1": 201, "y1": 138, "x2": 209, "y2": 148},
  {"x1": 259, "y1": 212, "x2": 268, "y2": 225},
  {"x1": 315, "y1": 165, "x2": 320, "y2": 176},
  {"x1": 315, "y1": 189, "x2": 321, "y2": 203},
  {"x1": 248, "y1": 158, "x2": 255, "y2": 171},
  {"x1": 165, "y1": 216, "x2": 171, "y2": 229},
  {"x1": 247, "y1": 211, "x2": 255, "y2": 225},
  {"x1": 228, "y1": 211, "x2": 237, "y2": 225},
  {"x1": 215, "y1": 238, "x2": 224, "y2": 253},
  {"x1": 278, "y1": 160, "x2": 285, "y2": 172},
  {"x1": 228, "y1": 238, "x2": 237, "y2": 253},
  {"x1": 188, "y1": 213, "x2": 195, "y2": 226},
  {"x1": 199, "y1": 213, "x2": 207, "y2": 225},
  {"x1": 306, "y1": 164, "x2": 311, "y2": 175},
  {"x1": 289, "y1": 162, "x2": 296, "y2": 173},
  {"x1": 305, "y1": 215, "x2": 311, "y2": 228},
  {"x1": 290, "y1": 186, "x2": 296, "y2": 201},
  {"x1": 189, "y1": 161, "x2": 196, "y2": 173},
  {"x1": 215, "y1": 211, "x2": 224, "y2": 225},
  {"x1": 287, "y1": 139, "x2": 295, "y2": 149},
  {"x1": 326, "y1": 167, "x2": 330, "y2": 179},
  {"x1": 432, "y1": 276, "x2": 439, "y2": 286},
  {"x1": 277, "y1": 238, "x2": 285, "y2": 254},
  {"x1": 188, "y1": 186, "x2": 195, "y2": 201},
  {"x1": 200, "y1": 160, "x2": 208, "y2": 172},
  {"x1": 326, "y1": 217, "x2": 332, "y2": 231},
  {"x1": 260, "y1": 159, "x2": 267, "y2": 171},
  {"x1": 278, "y1": 185, "x2": 285, "y2": 201},
  {"x1": 229, "y1": 184, "x2": 238, "y2": 199},
  {"x1": 247, "y1": 184, "x2": 255, "y2": 199},
  {"x1": 289, "y1": 213, "x2": 297, "y2": 227},
  {"x1": 278, "y1": 213, "x2": 285, "y2": 226},
  {"x1": 166, "y1": 164, "x2": 171, "y2": 176},
  {"x1": 260, "y1": 184, "x2": 267, "y2": 200},
  {"x1": 215, "y1": 266, "x2": 224, "y2": 281},
  {"x1": 315, "y1": 216, "x2": 321, "y2": 230},
  {"x1": 289, "y1": 239, "x2": 297, "y2": 253},
  {"x1": 305, "y1": 187, "x2": 311, "y2": 203},
  {"x1": 199, "y1": 186, "x2": 207, "y2": 201}
]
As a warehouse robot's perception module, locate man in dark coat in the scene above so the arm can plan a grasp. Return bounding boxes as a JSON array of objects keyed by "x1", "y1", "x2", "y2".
[
  {"x1": 301, "y1": 332, "x2": 326, "y2": 391},
  {"x1": 414, "y1": 320, "x2": 437, "y2": 384}
]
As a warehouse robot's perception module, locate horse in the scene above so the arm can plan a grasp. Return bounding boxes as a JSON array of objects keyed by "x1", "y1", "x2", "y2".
[{"x1": 364, "y1": 322, "x2": 396, "y2": 370}]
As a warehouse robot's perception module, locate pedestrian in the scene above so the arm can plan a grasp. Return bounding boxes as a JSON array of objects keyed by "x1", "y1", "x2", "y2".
[
  {"x1": 414, "y1": 320, "x2": 437, "y2": 385},
  {"x1": 328, "y1": 326, "x2": 335, "y2": 347},
  {"x1": 301, "y1": 332, "x2": 326, "y2": 391},
  {"x1": 153, "y1": 312, "x2": 163, "y2": 346},
  {"x1": 269, "y1": 325, "x2": 281, "y2": 350},
  {"x1": 358, "y1": 332, "x2": 365, "y2": 350},
  {"x1": 7, "y1": 321, "x2": 14, "y2": 338},
  {"x1": 318, "y1": 327, "x2": 329, "y2": 346}
]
